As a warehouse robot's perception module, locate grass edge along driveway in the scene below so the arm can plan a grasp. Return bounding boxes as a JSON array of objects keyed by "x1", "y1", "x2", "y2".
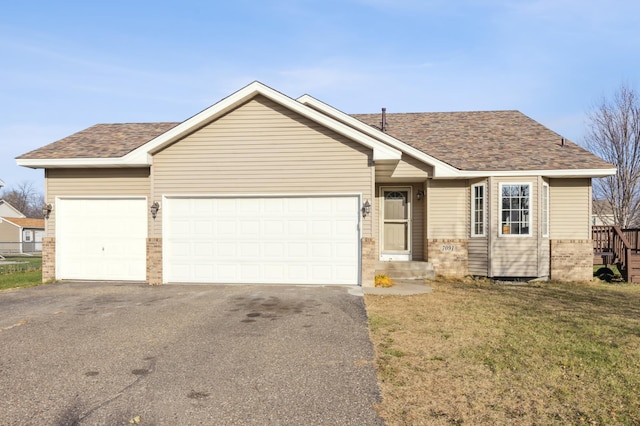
[{"x1": 365, "y1": 278, "x2": 640, "y2": 425}]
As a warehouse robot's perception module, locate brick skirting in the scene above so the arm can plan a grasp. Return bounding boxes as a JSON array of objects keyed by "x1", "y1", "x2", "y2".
[
  {"x1": 550, "y1": 239, "x2": 593, "y2": 282},
  {"x1": 42, "y1": 237, "x2": 55, "y2": 283},
  {"x1": 146, "y1": 238, "x2": 162, "y2": 285},
  {"x1": 361, "y1": 237, "x2": 376, "y2": 287},
  {"x1": 427, "y1": 239, "x2": 469, "y2": 277}
]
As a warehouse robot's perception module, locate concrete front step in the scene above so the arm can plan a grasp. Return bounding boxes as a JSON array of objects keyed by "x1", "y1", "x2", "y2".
[{"x1": 375, "y1": 261, "x2": 435, "y2": 280}]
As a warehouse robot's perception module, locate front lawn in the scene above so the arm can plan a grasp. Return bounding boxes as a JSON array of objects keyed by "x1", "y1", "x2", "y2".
[
  {"x1": 366, "y1": 278, "x2": 640, "y2": 425},
  {"x1": 0, "y1": 256, "x2": 43, "y2": 290}
]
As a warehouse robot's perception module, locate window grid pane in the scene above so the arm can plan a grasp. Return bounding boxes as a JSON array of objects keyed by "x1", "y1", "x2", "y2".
[
  {"x1": 501, "y1": 184, "x2": 530, "y2": 236},
  {"x1": 542, "y1": 184, "x2": 549, "y2": 236},
  {"x1": 472, "y1": 184, "x2": 485, "y2": 236}
]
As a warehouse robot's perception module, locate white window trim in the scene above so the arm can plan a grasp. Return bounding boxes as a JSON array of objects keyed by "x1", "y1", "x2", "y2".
[
  {"x1": 471, "y1": 182, "x2": 486, "y2": 237},
  {"x1": 499, "y1": 182, "x2": 533, "y2": 237},
  {"x1": 541, "y1": 182, "x2": 549, "y2": 237}
]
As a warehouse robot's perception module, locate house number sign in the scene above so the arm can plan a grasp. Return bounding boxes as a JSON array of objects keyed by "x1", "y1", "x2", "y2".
[{"x1": 440, "y1": 244, "x2": 456, "y2": 252}]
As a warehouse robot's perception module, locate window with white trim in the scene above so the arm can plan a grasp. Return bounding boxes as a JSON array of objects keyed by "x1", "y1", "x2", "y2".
[
  {"x1": 471, "y1": 183, "x2": 486, "y2": 237},
  {"x1": 541, "y1": 183, "x2": 549, "y2": 237},
  {"x1": 500, "y1": 183, "x2": 531, "y2": 236}
]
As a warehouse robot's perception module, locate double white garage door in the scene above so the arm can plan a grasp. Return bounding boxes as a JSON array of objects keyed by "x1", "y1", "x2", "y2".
[{"x1": 56, "y1": 196, "x2": 360, "y2": 285}]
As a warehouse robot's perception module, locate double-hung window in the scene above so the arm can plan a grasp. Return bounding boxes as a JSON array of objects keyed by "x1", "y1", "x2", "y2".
[
  {"x1": 471, "y1": 183, "x2": 486, "y2": 237},
  {"x1": 541, "y1": 183, "x2": 549, "y2": 237},
  {"x1": 500, "y1": 183, "x2": 531, "y2": 236}
]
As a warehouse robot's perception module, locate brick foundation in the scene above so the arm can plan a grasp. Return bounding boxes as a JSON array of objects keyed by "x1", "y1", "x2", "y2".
[
  {"x1": 42, "y1": 237, "x2": 55, "y2": 283},
  {"x1": 361, "y1": 237, "x2": 376, "y2": 287},
  {"x1": 550, "y1": 239, "x2": 593, "y2": 282},
  {"x1": 427, "y1": 239, "x2": 469, "y2": 277},
  {"x1": 146, "y1": 238, "x2": 163, "y2": 285}
]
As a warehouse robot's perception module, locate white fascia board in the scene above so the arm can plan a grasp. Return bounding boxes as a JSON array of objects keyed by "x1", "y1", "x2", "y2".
[
  {"x1": 297, "y1": 94, "x2": 460, "y2": 176},
  {"x1": 16, "y1": 157, "x2": 148, "y2": 169},
  {"x1": 126, "y1": 81, "x2": 401, "y2": 162},
  {"x1": 435, "y1": 168, "x2": 617, "y2": 179}
]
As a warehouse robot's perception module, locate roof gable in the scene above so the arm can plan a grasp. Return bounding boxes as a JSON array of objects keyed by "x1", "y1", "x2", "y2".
[
  {"x1": 0, "y1": 200, "x2": 27, "y2": 218},
  {"x1": 17, "y1": 81, "x2": 400, "y2": 168}
]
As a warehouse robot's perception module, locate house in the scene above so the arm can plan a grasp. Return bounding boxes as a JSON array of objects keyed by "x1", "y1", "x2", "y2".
[
  {"x1": 592, "y1": 199, "x2": 615, "y2": 226},
  {"x1": 0, "y1": 200, "x2": 44, "y2": 254},
  {"x1": 16, "y1": 82, "x2": 615, "y2": 285},
  {"x1": 0, "y1": 199, "x2": 26, "y2": 218}
]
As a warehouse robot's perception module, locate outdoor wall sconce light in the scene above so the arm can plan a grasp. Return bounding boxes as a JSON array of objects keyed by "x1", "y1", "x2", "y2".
[
  {"x1": 416, "y1": 190, "x2": 425, "y2": 201},
  {"x1": 42, "y1": 203, "x2": 53, "y2": 219},
  {"x1": 361, "y1": 200, "x2": 371, "y2": 217},
  {"x1": 150, "y1": 201, "x2": 160, "y2": 219}
]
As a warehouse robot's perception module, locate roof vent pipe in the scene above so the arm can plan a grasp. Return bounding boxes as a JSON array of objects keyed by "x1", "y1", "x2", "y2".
[
  {"x1": 381, "y1": 108, "x2": 387, "y2": 132},
  {"x1": 561, "y1": 137, "x2": 566, "y2": 147}
]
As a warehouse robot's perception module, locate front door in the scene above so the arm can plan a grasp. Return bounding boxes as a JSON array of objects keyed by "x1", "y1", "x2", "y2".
[{"x1": 380, "y1": 188, "x2": 411, "y2": 261}]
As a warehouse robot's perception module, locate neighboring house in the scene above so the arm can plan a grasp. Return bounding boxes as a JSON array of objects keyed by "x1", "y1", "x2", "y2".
[
  {"x1": 0, "y1": 199, "x2": 26, "y2": 218},
  {"x1": 0, "y1": 217, "x2": 45, "y2": 254},
  {"x1": 16, "y1": 82, "x2": 616, "y2": 285},
  {"x1": 0, "y1": 199, "x2": 40, "y2": 254},
  {"x1": 592, "y1": 199, "x2": 615, "y2": 226}
]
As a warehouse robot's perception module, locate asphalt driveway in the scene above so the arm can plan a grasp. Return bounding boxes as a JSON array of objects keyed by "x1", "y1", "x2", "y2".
[{"x1": 0, "y1": 282, "x2": 383, "y2": 425}]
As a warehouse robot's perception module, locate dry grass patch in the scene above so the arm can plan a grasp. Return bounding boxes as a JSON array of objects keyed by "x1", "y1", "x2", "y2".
[{"x1": 366, "y1": 277, "x2": 640, "y2": 425}]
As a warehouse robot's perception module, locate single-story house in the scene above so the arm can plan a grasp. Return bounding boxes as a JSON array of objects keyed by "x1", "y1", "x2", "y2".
[
  {"x1": 0, "y1": 199, "x2": 26, "y2": 218},
  {"x1": 0, "y1": 217, "x2": 45, "y2": 254},
  {"x1": 16, "y1": 81, "x2": 615, "y2": 285},
  {"x1": 0, "y1": 200, "x2": 45, "y2": 254}
]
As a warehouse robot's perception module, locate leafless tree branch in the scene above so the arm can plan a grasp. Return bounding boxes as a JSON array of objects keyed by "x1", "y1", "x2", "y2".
[
  {"x1": 585, "y1": 83, "x2": 640, "y2": 228},
  {"x1": 0, "y1": 181, "x2": 45, "y2": 218}
]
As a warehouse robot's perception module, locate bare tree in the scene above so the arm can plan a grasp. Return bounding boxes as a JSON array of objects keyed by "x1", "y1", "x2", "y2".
[
  {"x1": 0, "y1": 181, "x2": 45, "y2": 218},
  {"x1": 585, "y1": 83, "x2": 640, "y2": 228}
]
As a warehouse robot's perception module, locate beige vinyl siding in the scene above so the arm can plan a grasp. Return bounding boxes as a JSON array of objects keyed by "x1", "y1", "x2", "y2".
[
  {"x1": 539, "y1": 237, "x2": 550, "y2": 276},
  {"x1": 0, "y1": 221, "x2": 19, "y2": 243},
  {"x1": 152, "y1": 95, "x2": 373, "y2": 237},
  {"x1": 468, "y1": 178, "x2": 488, "y2": 275},
  {"x1": 549, "y1": 178, "x2": 591, "y2": 239},
  {"x1": 375, "y1": 155, "x2": 432, "y2": 182},
  {"x1": 45, "y1": 168, "x2": 150, "y2": 237},
  {"x1": 490, "y1": 177, "x2": 539, "y2": 277},
  {"x1": 468, "y1": 238, "x2": 488, "y2": 275},
  {"x1": 427, "y1": 179, "x2": 468, "y2": 239}
]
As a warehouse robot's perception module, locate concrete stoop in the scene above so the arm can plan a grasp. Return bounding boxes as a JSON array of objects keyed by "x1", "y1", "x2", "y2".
[{"x1": 374, "y1": 261, "x2": 435, "y2": 280}]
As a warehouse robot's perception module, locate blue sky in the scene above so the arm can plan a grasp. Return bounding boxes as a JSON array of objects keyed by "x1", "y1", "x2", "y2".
[{"x1": 1, "y1": 0, "x2": 639, "y2": 192}]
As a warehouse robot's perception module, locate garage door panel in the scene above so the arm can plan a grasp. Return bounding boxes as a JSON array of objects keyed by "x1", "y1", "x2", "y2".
[
  {"x1": 164, "y1": 196, "x2": 360, "y2": 284},
  {"x1": 57, "y1": 198, "x2": 146, "y2": 281}
]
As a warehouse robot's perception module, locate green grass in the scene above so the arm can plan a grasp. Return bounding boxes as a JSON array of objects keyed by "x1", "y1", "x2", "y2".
[
  {"x1": 0, "y1": 255, "x2": 43, "y2": 290},
  {"x1": 366, "y1": 278, "x2": 640, "y2": 425}
]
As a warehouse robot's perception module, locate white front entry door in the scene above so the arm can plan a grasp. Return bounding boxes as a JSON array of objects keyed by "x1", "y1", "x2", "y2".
[
  {"x1": 380, "y1": 188, "x2": 411, "y2": 261},
  {"x1": 163, "y1": 195, "x2": 360, "y2": 285},
  {"x1": 56, "y1": 198, "x2": 147, "y2": 281}
]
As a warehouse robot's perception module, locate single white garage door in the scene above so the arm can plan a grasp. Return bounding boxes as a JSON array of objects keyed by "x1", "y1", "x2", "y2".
[
  {"x1": 164, "y1": 196, "x2": 360, "y2": 284},
  {"x1": 56, "y1": 198, "x2": 147, "y2": 281}
]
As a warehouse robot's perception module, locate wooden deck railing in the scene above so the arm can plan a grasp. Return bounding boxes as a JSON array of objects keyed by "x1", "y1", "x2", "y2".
[
  {"x1": 593, "y1": 226, "x2": 640, "y2": 282},
  {"x1": 622, "y1": 228, "x2": 640, "y2": 255}
]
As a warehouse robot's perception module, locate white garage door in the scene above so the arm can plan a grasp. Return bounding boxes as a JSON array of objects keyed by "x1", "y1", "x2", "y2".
[
  {"x1": 164, "y1": 196, "x2": 360, "y2": 284},
  {"x1": 56, "y1": 198, "x2": 147, "y2": 281}
]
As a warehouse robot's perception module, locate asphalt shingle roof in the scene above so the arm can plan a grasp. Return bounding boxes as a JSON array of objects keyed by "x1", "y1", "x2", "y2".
[
  {"x1": 17, "y1": 110, "x2": 612, "y2": 171},
  {"x1": 17, "y1": 122, "x2": 179, "y2": 159},
  {"x1": 352, "y1": 110, "x2": 613, "y2": 171},
  {"x1": 1, "y1": 217, "x2": 45, "y2": 228}
]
